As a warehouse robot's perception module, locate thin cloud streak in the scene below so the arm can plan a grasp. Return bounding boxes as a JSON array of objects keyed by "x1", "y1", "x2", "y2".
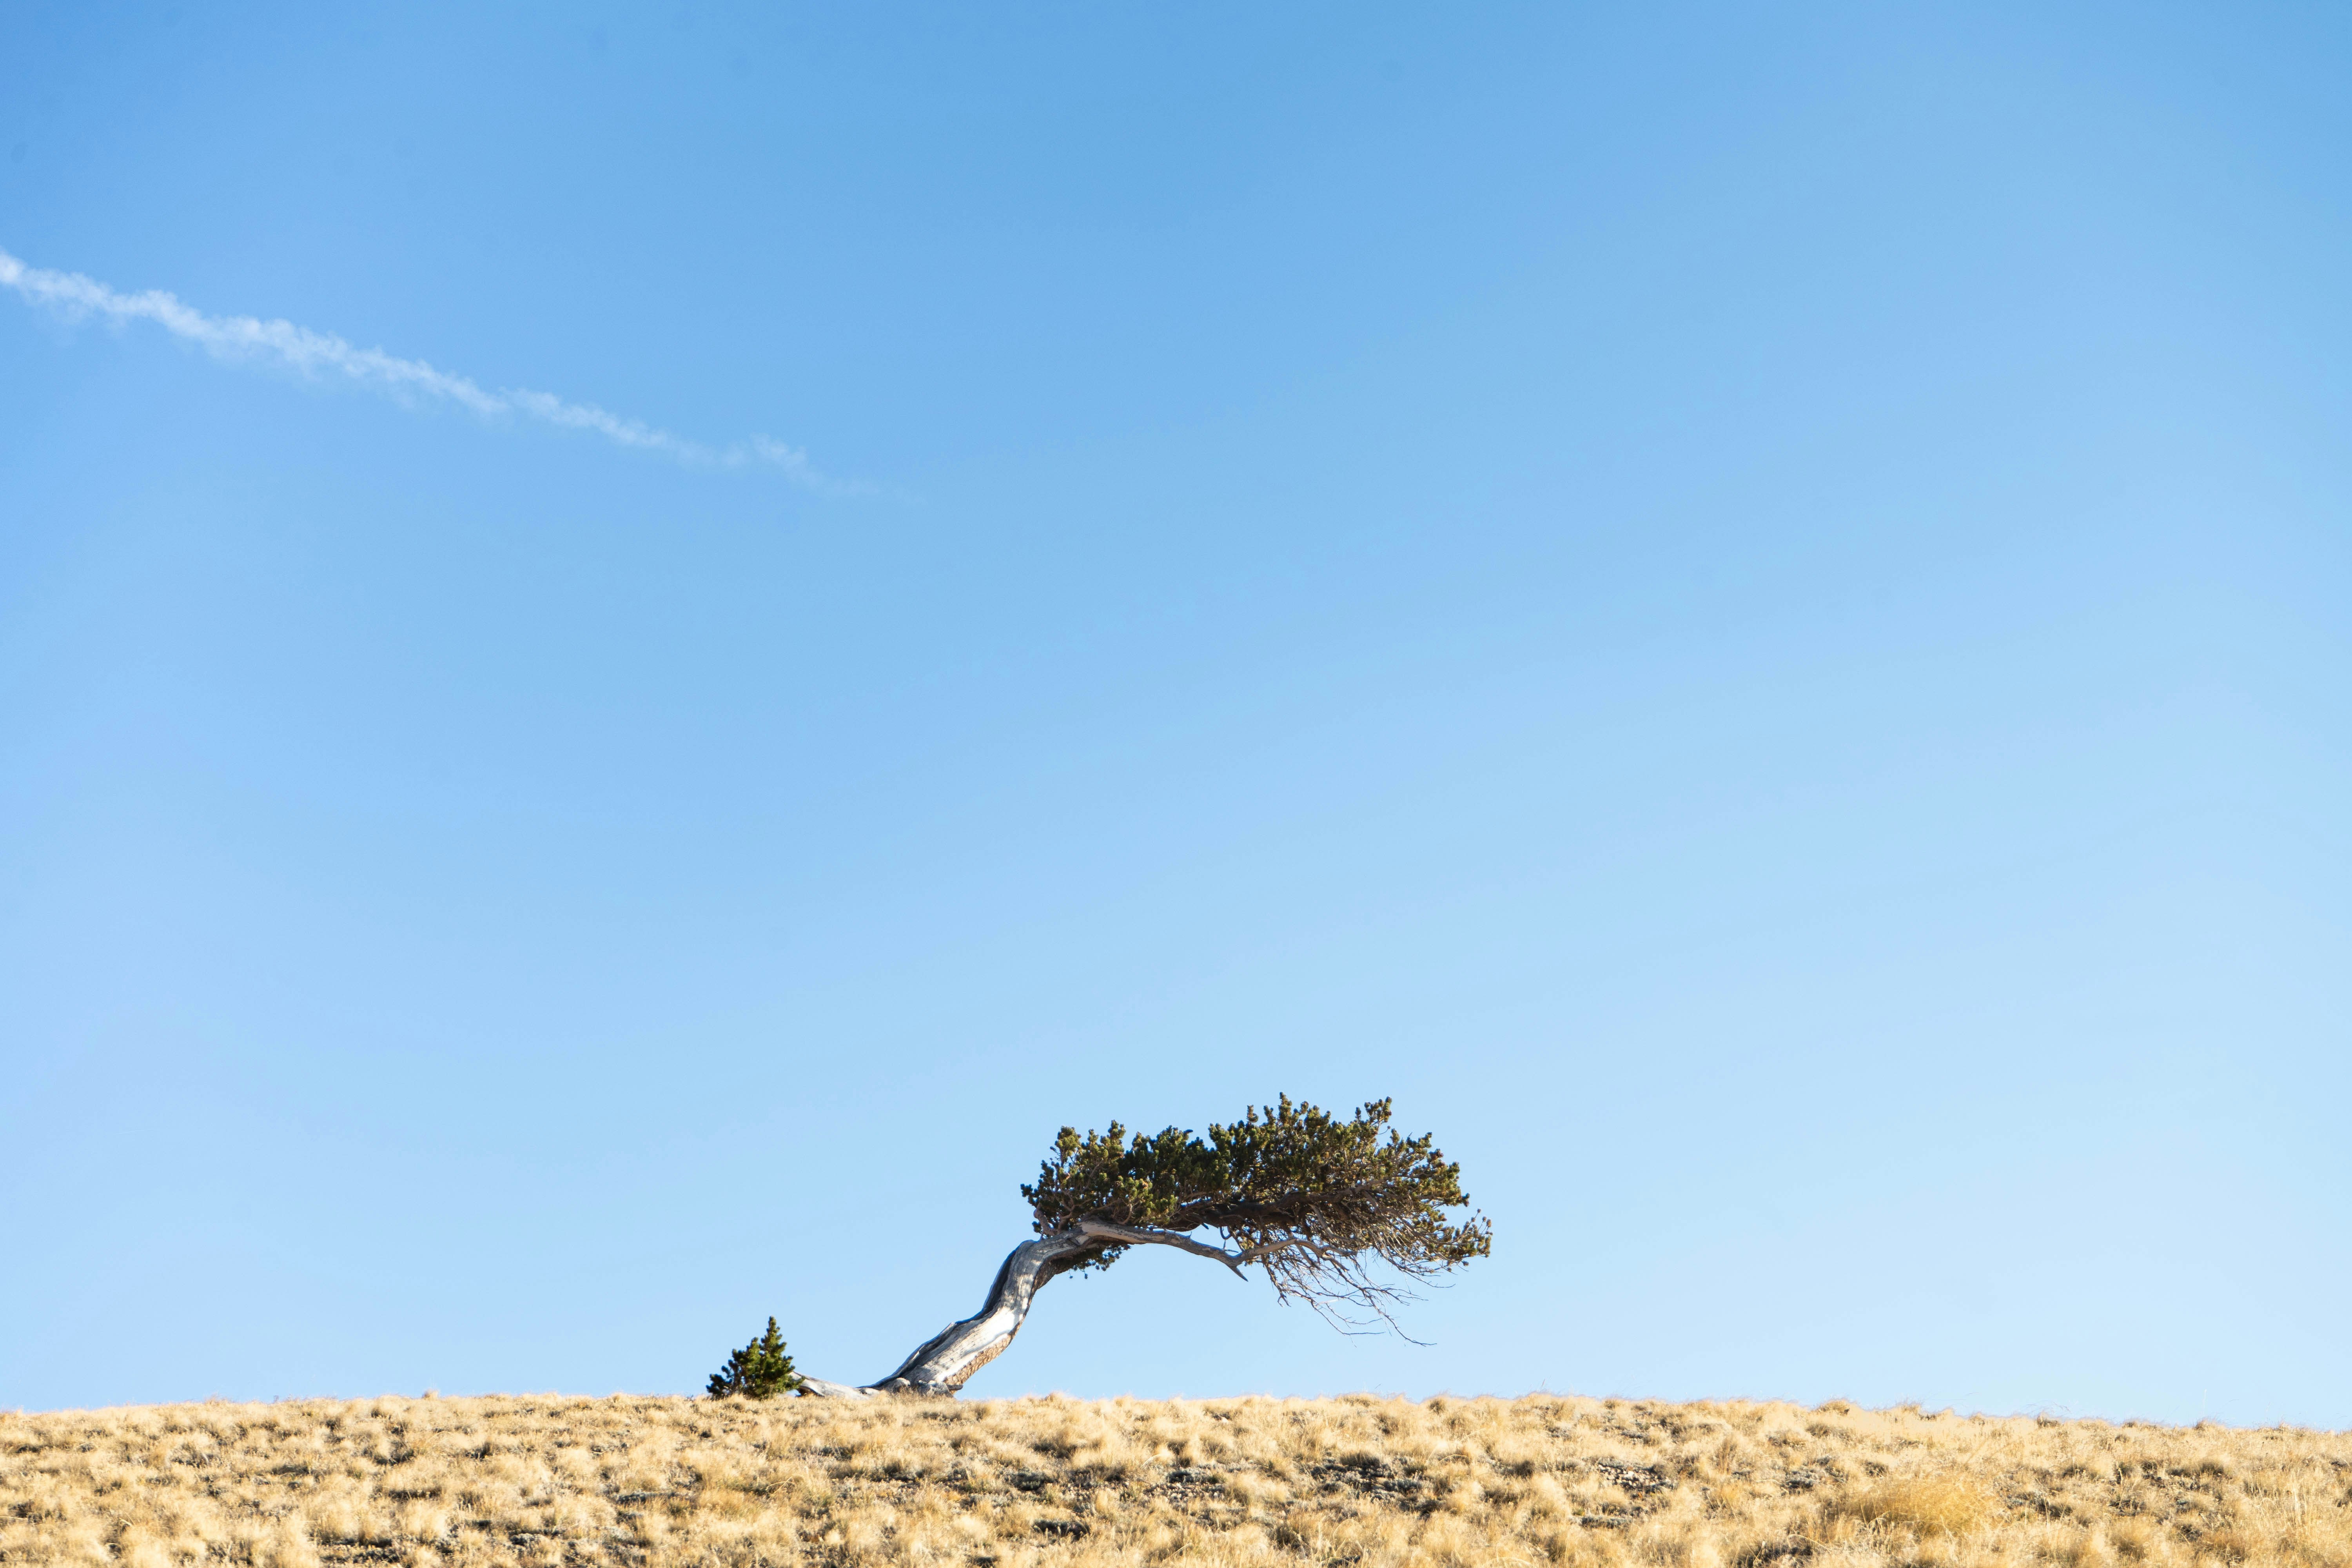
[{"x1": 0, "y1": 247, "x2": 860, "y2": 492}]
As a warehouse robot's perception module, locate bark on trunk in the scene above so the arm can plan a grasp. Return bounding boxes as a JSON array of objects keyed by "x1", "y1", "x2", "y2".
[{"x1": 795, "y1": 1221, "x2": 1259, "y2": 1399}]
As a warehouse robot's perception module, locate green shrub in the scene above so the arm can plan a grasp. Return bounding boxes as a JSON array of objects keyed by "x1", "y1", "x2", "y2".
[{"x1": 706, "y1": 1317, "x2": 804, "y2": 1399}]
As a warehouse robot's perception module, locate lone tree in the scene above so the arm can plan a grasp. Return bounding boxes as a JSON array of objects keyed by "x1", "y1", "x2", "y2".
[{"x1": 796, "y1": 1096, "x2": 1490, "y2": 1399}]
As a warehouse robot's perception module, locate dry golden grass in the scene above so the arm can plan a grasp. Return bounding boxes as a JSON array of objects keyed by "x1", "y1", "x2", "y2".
[{"x1": 4, "y1": 1393, "x2": 2346, "y2": 1568}]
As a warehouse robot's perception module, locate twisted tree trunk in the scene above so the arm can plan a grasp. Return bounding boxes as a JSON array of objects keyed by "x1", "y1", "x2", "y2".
[{"x1": 796, "y1": 1221, "x2": 1258, "y2": 1399}]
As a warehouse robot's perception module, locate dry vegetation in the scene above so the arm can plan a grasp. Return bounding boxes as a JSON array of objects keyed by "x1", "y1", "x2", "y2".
[{"x1": 5, "y1": 1394, "x2": 2347, "y2": 1568}]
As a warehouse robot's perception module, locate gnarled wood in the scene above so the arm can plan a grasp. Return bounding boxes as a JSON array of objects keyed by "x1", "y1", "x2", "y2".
[{"x1": 795, "y1": 1224, "x2": 1259, "y2": 1398}]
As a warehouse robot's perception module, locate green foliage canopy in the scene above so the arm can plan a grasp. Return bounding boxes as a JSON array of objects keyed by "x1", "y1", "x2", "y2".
[{"x1": 1020, "y1": 1096, "x2": 1491, "y2": 1328}]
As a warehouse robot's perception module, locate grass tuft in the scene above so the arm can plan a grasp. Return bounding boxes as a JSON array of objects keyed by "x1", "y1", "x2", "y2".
[{"x1": 1831, "y1": 1473, "x2": 1995, "y2": 1538}]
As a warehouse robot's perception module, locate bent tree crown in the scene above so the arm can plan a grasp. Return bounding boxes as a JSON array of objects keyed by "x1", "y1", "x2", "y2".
[{"x1": 792, "y1": 1096, "x2": 1490, "y2": 1400}]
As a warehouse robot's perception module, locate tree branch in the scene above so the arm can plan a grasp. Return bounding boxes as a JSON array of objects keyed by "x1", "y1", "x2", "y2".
[{"x1": 1068, "y1": 1219, "x2": 1262, "y2": 1275}]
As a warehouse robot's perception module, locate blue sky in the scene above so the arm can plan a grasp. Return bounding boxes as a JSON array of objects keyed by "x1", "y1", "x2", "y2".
[{"x1": 3, "y1": 2, "x2": 2347, "y2": 1424}]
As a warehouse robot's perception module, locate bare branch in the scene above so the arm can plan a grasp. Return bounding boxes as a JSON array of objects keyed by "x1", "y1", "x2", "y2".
[{"x1": 1069, "y1": 1220, "x2": 1253, "y2": 1275}]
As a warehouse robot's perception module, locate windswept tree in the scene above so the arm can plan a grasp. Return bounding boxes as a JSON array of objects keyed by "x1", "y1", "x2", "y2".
[{"x1": 796, "y1": 1096, "x2": 1490, "y2": 1398}]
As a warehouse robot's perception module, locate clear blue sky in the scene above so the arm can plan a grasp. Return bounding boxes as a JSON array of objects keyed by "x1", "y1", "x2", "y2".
[{"x1": 4, "y1": 2, "x2": 2347, "y2": 1424}]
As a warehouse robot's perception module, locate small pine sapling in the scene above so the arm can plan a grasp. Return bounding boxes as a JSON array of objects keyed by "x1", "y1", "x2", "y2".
[{"x1": 706, "y1": 1317, "x2": 804, "y2": 1399}]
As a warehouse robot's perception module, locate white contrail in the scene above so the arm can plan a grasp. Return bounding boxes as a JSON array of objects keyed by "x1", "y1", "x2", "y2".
[{"x1": 0, "y1": 246, "x2": 857, "y2": 492}]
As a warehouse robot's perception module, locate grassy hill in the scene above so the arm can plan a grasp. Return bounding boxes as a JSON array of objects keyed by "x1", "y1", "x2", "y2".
[{"x1": 4, "y1": 1392, "x2": 2345, "y2": 1568}]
